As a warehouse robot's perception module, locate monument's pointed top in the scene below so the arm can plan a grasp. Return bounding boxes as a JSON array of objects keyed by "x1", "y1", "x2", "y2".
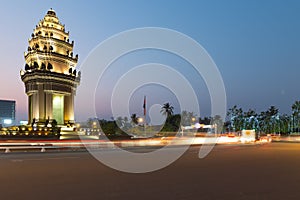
[{"x1": 47, "y1": 8, "x2": 56, "y2": 16}]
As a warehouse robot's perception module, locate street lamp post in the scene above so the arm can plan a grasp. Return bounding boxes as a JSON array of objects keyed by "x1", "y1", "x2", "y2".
[
  {"x1": 138, "y1": 117, "x2": 146, "y2": 137},
  {"x1": 192, "y1": 117, "x2": 196, "y2": 123}
]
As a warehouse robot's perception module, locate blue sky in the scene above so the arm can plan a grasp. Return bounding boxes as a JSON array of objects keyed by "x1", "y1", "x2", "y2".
[{"x1": 0, "y1": 0, "x2": 300, "y2": 122}]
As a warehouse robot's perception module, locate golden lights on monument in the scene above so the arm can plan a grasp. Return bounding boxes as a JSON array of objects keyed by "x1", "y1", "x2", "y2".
[
  {"x1": 24, "y1": 8, "x2": 77, "y2": 74},
  {"x1": 20, "y1": 9, "x2": 80, "y2": 125}
]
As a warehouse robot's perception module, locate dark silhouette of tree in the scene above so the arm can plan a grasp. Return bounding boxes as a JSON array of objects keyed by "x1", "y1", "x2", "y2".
[
  {"x1": 99, "y1": 120, "x2": 115, "y2": 136},
  {"x1": 292, "y1": 101, "x2": 300, "y2": 132},
  {"x1": 244, "y1": 109, "x2": 258, "y2": 130},
  {"x1": 279, "y1": 114, "x2": 290, "y2": 134},
  {"x1": 227, "y1": 105, "x2": 243, "y2": 131},
  {"x1": 161, "y1": 114, "x2": 181, "y2": 132},
  {"x1": 131, "y1": 114, "x2": 138, "y2": 125},
  {"x1": 161, "y1": 103, "x2": 174, "y2": 117},
  {"x1": 259, "y1": 106, "x2": 279, "y2": 134}
]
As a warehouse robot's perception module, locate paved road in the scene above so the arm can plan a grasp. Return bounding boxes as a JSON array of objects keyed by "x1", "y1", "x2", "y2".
[{"x1": 1, "y1": 143, "x2": 300, "y2": 200}]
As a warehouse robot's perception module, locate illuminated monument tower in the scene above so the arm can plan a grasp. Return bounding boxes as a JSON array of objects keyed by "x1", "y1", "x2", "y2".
[{"x1": 20, "y1": 9, "x2": 80, "y2": 125}]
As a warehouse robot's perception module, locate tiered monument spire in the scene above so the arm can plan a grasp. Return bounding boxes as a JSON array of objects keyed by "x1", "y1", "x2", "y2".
[{"x1": 20, "y1": 9, "x2": 80, "y2": 125}]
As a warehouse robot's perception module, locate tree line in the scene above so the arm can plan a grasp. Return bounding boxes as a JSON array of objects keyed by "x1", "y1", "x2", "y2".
[
  {"x1": 91, "y1": 101, "x2": 300, "y2": 136},
  {"x1": 226, "y1": 101, "x2": 300, "y2": 134}
]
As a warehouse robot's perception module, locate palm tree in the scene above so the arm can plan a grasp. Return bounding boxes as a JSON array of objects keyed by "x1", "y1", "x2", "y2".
[
  {"x1": 259, "y1": 106, "x2": 278, "y2": 134},
  {"x1": 279, "y1": 114, "x2": 290, "y2": 134},
  {"x1": 160, "y1": 103, "x2": 174, "y2": 117},
  {"x1": 268, "y1": 106, "x2": 279, "y2": 133},
  {"x1": 244, "y1": 109, "x2": 258, "y2": 130},
  {"x1": 258, "y1": 111, "x2": 266, "y2": 133},
  {"x1": 227, "y1": 105, "x2": 243, "y2": 132},
  {"x1": 292, "y1": 101, "x2": 300, "y2": 132}
]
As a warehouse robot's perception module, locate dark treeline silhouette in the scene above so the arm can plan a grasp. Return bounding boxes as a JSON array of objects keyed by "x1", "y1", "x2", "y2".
[
  {"x1": 96, "y1": 101, "x2": 300, "y2": 137},
  {"x1": 226, "y1": 101, "x2": 300, "y2": 134}
]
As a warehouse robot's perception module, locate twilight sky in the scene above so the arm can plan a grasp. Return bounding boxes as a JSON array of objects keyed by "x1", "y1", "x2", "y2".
[{"x1": 0, "y1": 0, "x2": 300, "y2": 122}]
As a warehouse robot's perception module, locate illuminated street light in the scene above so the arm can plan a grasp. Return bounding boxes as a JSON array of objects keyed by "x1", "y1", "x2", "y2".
[{"x1": 138, "y1": 118, "x2": 144, "y2": 123}]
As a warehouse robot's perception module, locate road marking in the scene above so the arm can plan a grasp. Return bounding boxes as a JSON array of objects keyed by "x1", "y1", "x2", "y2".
[
  {"x1": 10, "y1": 156, "x2": 80, "y2": 162},
  {"x1": 11, "y1": 159, "x2": 24, "y2": 162}
]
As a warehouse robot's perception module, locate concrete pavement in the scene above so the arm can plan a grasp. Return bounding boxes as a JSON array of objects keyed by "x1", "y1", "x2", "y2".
[{"x1": 0, "y1": 143, "x2": 300, "y2": 199}]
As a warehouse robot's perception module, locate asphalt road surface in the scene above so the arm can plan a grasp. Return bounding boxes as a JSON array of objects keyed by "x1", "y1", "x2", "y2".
[{"x1": 1, "y1": 142, "x2": 300, "y2": 200}]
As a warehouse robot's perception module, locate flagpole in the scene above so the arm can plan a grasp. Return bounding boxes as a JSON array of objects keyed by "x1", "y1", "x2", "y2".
[{"x1": 143, "y1": 96, "x2": 146, "y2": 137}]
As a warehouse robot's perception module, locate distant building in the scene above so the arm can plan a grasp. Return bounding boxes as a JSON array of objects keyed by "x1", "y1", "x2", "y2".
[
  {"x1": 0, "y1": 100, "x2": 16, "y2": 126},
  {"x1": 20, "y1": 9, "x2": 80, "y2": 125}
]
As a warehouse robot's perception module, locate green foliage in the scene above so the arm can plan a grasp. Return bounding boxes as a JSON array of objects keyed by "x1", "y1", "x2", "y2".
[
  {"x1": 161, "y1": 114, "x2": 181, "y2": 132},
  {"x1": 226, "y1": 104, "x2": 295, "y2": 134},
  {"x1": 227, "y1": 105, "x2": 244, "y2": 131},
  {"x1": 99, "y1": 119, "x2": 129, "y2": 137},
  {"x1": 292, "y1": 101, "x2": 300, "y2": 132},
  {"x1": 160, "y1": 102, "x2": 174, "y2": 117},
  {"x1": 98, "y1": 100, "x2": 300, "y2": 137},
  {"x1": 258, "y1": 106, "x2": 279, "y2": 133}
]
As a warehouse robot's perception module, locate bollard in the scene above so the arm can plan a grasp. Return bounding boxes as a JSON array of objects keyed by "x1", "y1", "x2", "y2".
[{"x1": 5, "y1": 148, "x2": 10, "y2": 153}]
